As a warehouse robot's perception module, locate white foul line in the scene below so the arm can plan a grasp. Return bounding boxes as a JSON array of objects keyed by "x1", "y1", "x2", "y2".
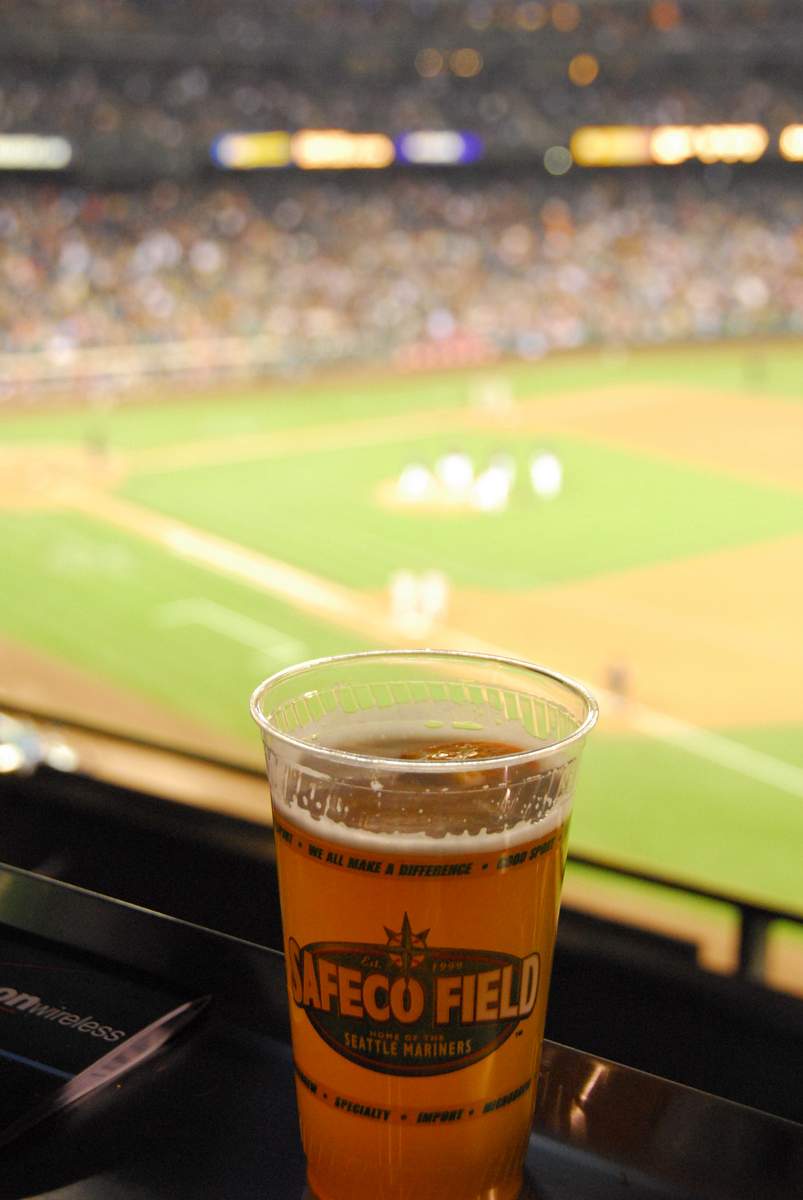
[
  {"x1": 157, "y1": 598, "x2": 306, "y2": 662},
  {"x1": 627, "y1": 704, "x2": 803, "y2": 800},
  {"x1": 480, "y1": 645, "x2": 803, "y2": 799},
  {"x1": 161, "y1": 526, "x2": 365, "y2": 623},
  {"x1": 391, "y1": 619, "x2": 803, "y2": 800}
]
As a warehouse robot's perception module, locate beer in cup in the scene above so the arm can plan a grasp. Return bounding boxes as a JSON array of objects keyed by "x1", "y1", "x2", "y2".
[{"x1": 251, "y1": 650, "x2": 597, "y2": 1200}]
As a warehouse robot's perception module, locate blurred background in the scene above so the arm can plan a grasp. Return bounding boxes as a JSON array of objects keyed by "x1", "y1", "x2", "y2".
[{"x1": 0, "y1": 0, "x2": 801, "y2": 1100}]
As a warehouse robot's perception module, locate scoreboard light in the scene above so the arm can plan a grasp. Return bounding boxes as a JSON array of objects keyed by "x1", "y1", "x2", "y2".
[
  {"x1": 779, "y1": 124, "x2": 803, "y2": 161},
  {"x1": 211, "y1": 132, "x2": 291, "y2": 169},
  {"x1": 0, "y1": 134, "x2": 72, "y2": 170},
  {"x1": 396, "y1": 130, "x2": 483, "y2": 165},
  {"x1": 651, "y1": 124, "x2": 769, "y2": 164},
  {"x1": 570, "y1": 126, "x2": 652, "y2": 166},
  {"x1": 649, "y1": 126, "x2": 694, "y2": 165},
  {"x1": 571, "y1": 124, "x2": 769, "y2": 167},
  {"x1": 291, "y1": 130, "x2": 395, "y2": 169}
]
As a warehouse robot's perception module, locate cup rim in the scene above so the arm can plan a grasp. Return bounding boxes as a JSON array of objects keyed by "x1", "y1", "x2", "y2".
[{"x1": 250, "y1": 649, "x2": 598, "y2": 773}]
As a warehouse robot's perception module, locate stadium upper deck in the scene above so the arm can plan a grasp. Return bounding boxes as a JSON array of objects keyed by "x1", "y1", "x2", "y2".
[
  {"x1": 0, "y1": 0, "x2": 799, "y2": 154},
  {"x1": 2, "y1": 0, "x2": 801, "y2": 57},
  {"x1": 0, "y1": 1, "x2": 799, "y2": 386},
  {"x1": 0, "y1": 60, "x2": 799, "y2": 154}
]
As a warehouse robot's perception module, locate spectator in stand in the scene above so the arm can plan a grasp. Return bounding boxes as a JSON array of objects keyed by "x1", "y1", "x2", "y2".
[{"x1": 0, "y1": 174, "x2": 800, "y2": 385}]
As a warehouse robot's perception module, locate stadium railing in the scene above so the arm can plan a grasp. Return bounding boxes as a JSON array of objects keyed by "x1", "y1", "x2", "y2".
[{"x1": 0, "y1": 333, "x2": 393, "y2": 393}]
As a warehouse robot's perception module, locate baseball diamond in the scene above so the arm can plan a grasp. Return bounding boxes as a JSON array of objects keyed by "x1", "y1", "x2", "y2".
[{"x1": 1, "y1": 342, "x2": 802, "y2": 956}]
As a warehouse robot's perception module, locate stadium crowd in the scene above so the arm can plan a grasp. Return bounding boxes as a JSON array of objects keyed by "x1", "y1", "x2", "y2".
[{"x1": 1, "y1": 174, "x2": 799, "y2": 376}]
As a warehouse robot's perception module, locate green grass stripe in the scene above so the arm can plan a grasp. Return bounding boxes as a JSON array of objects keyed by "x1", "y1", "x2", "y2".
[
  {"x1": 772, "y1": 920, "x2": 803, "y2": 950},
  {"x1": 571, "y1": 729, "x2": 803, "y2": 914},
  {"x1": 715, "y1": 724, "x2": 803, "y2": 770},
  {"x1": 1, "y1": 341, "x2": 800, "y2": 448},
  {"x1": 0, "y1": 373, "x2": 472, "y2": 449}
]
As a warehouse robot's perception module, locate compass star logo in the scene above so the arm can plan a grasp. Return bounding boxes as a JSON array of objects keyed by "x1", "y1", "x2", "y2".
[{"x1": 384, "y1": 913, "x2": 429, "y2": 975}]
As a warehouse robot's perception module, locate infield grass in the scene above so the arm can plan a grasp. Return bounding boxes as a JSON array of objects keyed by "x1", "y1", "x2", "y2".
[{"x1": 120, "y1": 432, "x2": 803, "y2": 590}]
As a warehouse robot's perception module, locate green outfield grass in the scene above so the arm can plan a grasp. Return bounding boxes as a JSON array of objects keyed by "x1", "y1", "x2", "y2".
[
  {"x1": 571, "y1": 731, "x2": 803, "y2": 909},
  {"x1": 2, "y1": 342, "x2": 802, "y2": 915}
]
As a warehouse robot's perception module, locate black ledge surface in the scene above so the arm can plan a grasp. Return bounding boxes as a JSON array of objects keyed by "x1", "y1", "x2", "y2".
[{"x1": 0, "y1": 864, "x2": 799, "y2": 1200}]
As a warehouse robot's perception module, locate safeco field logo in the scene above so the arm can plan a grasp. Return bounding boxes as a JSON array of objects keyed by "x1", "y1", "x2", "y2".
[{"x1": 288, "y1": 914, "x2": 540, "y2": 1075}]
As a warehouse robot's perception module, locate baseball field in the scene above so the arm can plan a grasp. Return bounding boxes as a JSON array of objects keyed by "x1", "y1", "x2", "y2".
[{"x1": 1, "y1": 340, "x2": 802, "y2": 952}]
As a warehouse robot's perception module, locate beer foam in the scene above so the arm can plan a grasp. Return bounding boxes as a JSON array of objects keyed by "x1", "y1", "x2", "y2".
[
  {"x1": 270, "y1": 788, "x2": 571, "y2": 857},
  {"x1": 266, "y1": 707, "x2": 582, "y2": 854}
]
